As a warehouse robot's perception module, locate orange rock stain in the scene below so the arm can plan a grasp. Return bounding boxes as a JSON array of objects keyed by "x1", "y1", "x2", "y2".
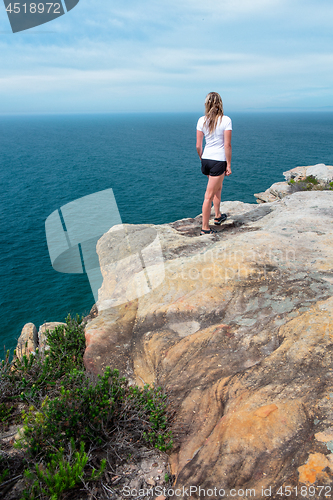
[
  {"x1": 254, "y1": 404, "x2": 278, "y2": 418},
  {"x1": 298, "y1": 453, "x2": 331, "y2": 484}
]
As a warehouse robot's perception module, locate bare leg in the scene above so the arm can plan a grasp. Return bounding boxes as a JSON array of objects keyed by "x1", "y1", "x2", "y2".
[
  {"x1": 202, "y1": 175, "x2": 224, "y2": 231},
  {"x1": 213, "y1": 174, "x2": 224, "y2": 218}
]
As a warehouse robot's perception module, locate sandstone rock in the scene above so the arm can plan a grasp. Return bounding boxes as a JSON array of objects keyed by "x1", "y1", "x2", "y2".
[
  {"x1": 283, "y1": 164, "x2": 333, "y2": 183},
  {"x1": 306, "y1": 164, "x2": 333, "y2": 182},
  {"x1": 269, "y1": 181, "x2": 293, "y2": 198},
  {"x1": 255, "y1": 164, "x2": 333, "y2": 204},
  {"x1": 314, "y1": 428, "x2": 333, "y2": 443},
  {"x1": 84, "y1": 190, "x2": 333, "y2": 497},
  {"x1": 15, "y1": 323, "x2": 38, "y2": 359},
  {"x1": 253, "y1": 190, "x2": 278, "y2": 203},
  {"x1": 253, "y1": 403, "x2": 278, "y2": 418},
  {"x1": 298, "y1": 453, "x2": 332, "y2": 484},
  {"x1": 283, "y1": 166, "x2": 307, "y2": 182},
  {"x1": 254, "y1": 181, "x2": 293, "y2": 204}
]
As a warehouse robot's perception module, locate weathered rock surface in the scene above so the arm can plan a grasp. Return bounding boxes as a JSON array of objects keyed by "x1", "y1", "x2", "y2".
[
  {"x1": 15, "y1": 321, "x2": 67, "y2": 358},
  {"x1": 284, "y1": 164, "x2": 333, "y2": 183},
  {"x1": 84, "y1": 190, "x2": 333, "y2": 498},
  {"x1": 254, "y1": 163, "x2": 333, "y2": 203},
  {"x1": 15, "y1": 323, "x2": 38, "y2": 359}
]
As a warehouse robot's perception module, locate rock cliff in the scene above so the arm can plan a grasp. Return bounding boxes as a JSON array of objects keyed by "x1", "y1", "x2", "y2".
[
  {"x1": 254, "y1": 163, "x2": 333, "y2": 203},
  {"x1": 84, "y1": 186, "x2": 333, "y2": 497}
]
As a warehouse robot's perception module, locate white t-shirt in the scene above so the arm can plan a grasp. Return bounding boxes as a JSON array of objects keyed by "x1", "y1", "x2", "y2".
[{"x1": 196, "y1": 115, "x2": 232, "y2": 161}]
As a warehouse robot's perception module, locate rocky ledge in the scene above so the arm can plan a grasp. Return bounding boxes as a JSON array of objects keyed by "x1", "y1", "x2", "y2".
[
  {"x1": 84, "y1": 186, "x2": 333, "y2": 498},
  {"x1": 254, "y1": 163, "x2": 333, "y2": 203}
]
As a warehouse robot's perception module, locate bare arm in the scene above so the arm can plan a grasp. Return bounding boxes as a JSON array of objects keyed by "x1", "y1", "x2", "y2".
[
  {"x1": 224, "y1": 129, "x2": 232, "y2": 176},
  {"x1": 196, "y1": 130, "x2": 204, "y2": 159}
]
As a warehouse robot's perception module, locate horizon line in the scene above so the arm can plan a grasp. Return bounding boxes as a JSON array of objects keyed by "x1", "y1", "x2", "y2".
[{"x1": 1, "y1": 107, "x2": 333, "y2": 117}]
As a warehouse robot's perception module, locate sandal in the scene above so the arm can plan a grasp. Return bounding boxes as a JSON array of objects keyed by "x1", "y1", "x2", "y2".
[
  {"x1": 214, "y1": 214, "x2": 228, "y2": 225},
  {"x1": 200, "y1": 228, "x2": 217, "y2": 235}
]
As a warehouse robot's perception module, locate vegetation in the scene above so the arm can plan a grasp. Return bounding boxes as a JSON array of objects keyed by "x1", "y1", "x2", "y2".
[
  {"x1": 21, "y1": 440, "x2": 106, "y2": 500},
  {"x1": 288, "y1": 175, "x2": 333, "y2": 191},
  {"x1": 0, "y1": 315, "x2": 172, "y2": 499}
]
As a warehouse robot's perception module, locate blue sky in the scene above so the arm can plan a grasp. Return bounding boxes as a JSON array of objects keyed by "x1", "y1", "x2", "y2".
[{"x1": 1, "y1": 0, "x2": 333, "y2": 113}]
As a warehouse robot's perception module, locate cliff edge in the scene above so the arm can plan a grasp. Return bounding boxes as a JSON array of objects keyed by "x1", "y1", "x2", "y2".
[{"x1": 84, "y1": 186, "x2": 333, "y2": 496}]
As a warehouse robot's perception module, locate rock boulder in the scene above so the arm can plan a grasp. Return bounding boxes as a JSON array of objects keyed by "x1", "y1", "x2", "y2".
[{"x1": 15, "y1": 323, "x2": 38, "y2": 359}]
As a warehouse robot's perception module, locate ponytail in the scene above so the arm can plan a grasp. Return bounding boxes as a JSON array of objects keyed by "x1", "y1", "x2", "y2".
[{"x1": 203, "y1": 92, "x2": 224, "y2": 134}]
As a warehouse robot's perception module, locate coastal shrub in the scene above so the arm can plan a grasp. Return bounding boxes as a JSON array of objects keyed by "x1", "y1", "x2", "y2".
[
  {"x1": 128, "y1": 384, "x2": 173, "y2": 452},
  {"x1": 17, "y1": 367, "x2": 172, "y2": 458},
  {"x1": 21, "y1": 439, "x2": 106, "y2": 500},
  {"x1": 0, "y1": 350, "x2": 12, "y2": 404},
  {"x1": 17, "y1": 367, "x2": 125, "y2": 454},
  {"x1": 287, "y1": 175, "x2": 333, "y2": 192},
  {"x1": 43, "y1": 314, "x2": 86, "y2": 375},
  {"x1": 0, "y1": 402, "x2": 13, "y2": 423},
  {"x1": 304, "y1": 175, "x2": 319, "y2": 185},
  {"x1": 1, "y1": 313, "x2": 173, "y2": 498}
]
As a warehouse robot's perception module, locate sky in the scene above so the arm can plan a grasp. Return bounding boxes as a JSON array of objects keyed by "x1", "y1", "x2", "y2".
[{"x1": 1, "y1": 0, "x2": 333, "y2": 114}]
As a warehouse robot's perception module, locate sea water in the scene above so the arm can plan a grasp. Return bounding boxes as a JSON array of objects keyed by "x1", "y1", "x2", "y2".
[{"x1": 1, "y1": 112, "x2": 333, "y2": 353}]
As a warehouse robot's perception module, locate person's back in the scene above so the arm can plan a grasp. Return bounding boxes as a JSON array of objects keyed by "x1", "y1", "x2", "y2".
[{"x1": 197, "y1": 115, "x2": 232, "y2": 161}]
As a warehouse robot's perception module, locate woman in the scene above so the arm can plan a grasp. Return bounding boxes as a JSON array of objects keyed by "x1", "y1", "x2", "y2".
[{"x1": 196, "y1": 92, "x2": 232, "y2": 235}]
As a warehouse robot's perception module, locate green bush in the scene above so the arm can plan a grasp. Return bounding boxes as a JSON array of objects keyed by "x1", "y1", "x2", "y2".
[
  {"x1": 17, "y1": 367, "x2": 124, "y2": 454},
  {"x1": 21, "y1": 439, "x2": 106, "y2": 500},
  {"x1": 1, "y1": 313, "x2": 173, "y2": 498},
  {"x1": 0, "y1": 402, "x2": 13, "y2": 423},
  {"x1": 287, "y1": 174, "x2": 333, "y2": 192},
  {"x1": 17, "y1": 367, "x2": 172, "y2": 457},
  {"x1": 43, "y1": 314, "x2": 86, "y2": 374},
  {"x1": 0, "y1": 350, "x2": 12, "y2": 405},
  {"x1": 128, "y1": 384, "x2": 173, "y2": 451},
  {"x1": 304, "y1": 175, "x2": 319, "y2": 185}
]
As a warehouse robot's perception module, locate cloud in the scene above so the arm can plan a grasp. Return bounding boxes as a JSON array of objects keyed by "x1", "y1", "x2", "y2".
[
  {"x1": 1, "y1": 44, "x2": 332, "y2": 103},
  {"x1": 0, "y1": 0, "x2": 333, "y2": 112}
]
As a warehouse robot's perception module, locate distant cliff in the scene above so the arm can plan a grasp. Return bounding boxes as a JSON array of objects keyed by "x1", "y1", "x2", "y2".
[{"x1": 254, "y1": 163, "x2": 333, "y2": 203}]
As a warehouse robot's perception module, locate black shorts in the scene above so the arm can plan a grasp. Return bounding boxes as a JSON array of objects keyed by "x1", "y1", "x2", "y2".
[{"x1": 201, "y1": 159, "x2": 227, "y2": 176}]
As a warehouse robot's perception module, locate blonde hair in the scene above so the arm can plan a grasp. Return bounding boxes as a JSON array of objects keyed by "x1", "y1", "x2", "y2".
[{"x1": 204, "y1": 92, "x2": 224, "y2": 134}]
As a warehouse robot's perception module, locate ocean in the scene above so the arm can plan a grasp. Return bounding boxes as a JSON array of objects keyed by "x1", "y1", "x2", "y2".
[{"x1": 1, "y1": 111, "x2": 333, "y2": 354}]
